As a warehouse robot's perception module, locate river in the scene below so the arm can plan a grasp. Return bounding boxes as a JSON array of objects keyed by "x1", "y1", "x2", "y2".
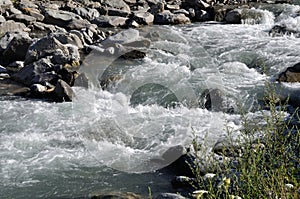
[{"x1": 1, "y1": 3, "x2": 300, "y2": 199}]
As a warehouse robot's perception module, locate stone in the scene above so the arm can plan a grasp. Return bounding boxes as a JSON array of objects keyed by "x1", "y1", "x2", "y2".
[
  {"x1": 30, "y1": 22, "x2": 60, "y2": 32},
  {"x1": 8, "y1": 13, "x2": 36, "y2": 25},
  {"x1": 213, "y1": 138, "x2": 241, "y2": 157},
  {"x1": 149, "y1": 2, "x2": 164, "y2": 15},
  {"x1": 0, "y1": 32, "x2": 29, "y2": 53},
  {"x1": 0, "y1": 78, "x2": 30, "y2": 97},
  {"x1": 92, "y1": 16, "x2": 128, "y2": 27},
  {"x1": 225, "y1": 9, "x2": 242, "y2": 24},
  {"x1": 74, "y1": 72, "x2": 89, "y2": 88},
  {"x1": 165, "y1": 4, "x2": 180, "y2": 10},
  {"x1": 6, "y1": 61, "x2": 24, "y2": 72},
  {"x1": 0, "y1": 15, "x2": 5, "y2": 23},
  {"x1": 2, "y1": 32, "x2": 33, "y2": 62},
  {"x1": 173, "y1": 9, "x2": 190, "y2": 16},
  {"x1": 155, "y1": 193, "x2": 187, "y2": 199},
  {"x1": 22, "y1": 8, "x2": 45, "y2": 21},
  {"x1": 65, "y1": 18, "x2": 92, "y2": 30},
  {"x1": 108, "y1": 8, "x2": 130, "y2": 17},
  {"x1": 199, "y1": 89, "x2": 226, "y2": 112},
  {"x1": 154, "y1": 11, "x2": 190, "y2": 24},
  {"x1": 90, "y1": 192, "x2": 142, "y2": 199},
  {"x1": 0, "y1": 65, "x2": 7, "y2": 73},
  {"x1": 0, "y1": 0, "x2": 12, "y2": 13},
  {"x1": 102, "y1": 0, "x2": 131, "y2": 13},
  {"x1": 0, "y1": 20, "x2": 30, "y2": 35},
  {"x1": 102, "y1": 29, "x2": 140, "y2": 46},
  {"x1": 52, "y1": 32, "x2": 84, "y2": 49},
  {"x1": 121, "y1": 50, "x2": 146, "y2": 59},
  {"x1": 196, "y1": 0, "x2": 210, "y2": 9},
  {"x1": 24, "y1": 36, "x2": 70, "y2": 65},
  {"x1": 30, "y1": 83, "x2": 48, "y2": 94},
  {"x1": 133, "y1": 11, "x2": 154, "y2": 25},
  {"x1": 269, "y1": 25, "x2": 300, "y2": 37},
  {"x1": 54, "y1": 79, "x2": 74, "y2": 102},
  {"x1": 171, "y1": 176, "x2": 196, "y2": 189},
  {"x1": 277, "y1": 62, "x2": 300, "y2": 83},
  {"x1": 43, "y1": 8, "x2": 83, "y2": 28},
  {"x1": 74, "y1": 7, "x2": 100, "y2": 21},
  {"x1": 12, "y1": 58, "x2": 57, "y2": 86}
]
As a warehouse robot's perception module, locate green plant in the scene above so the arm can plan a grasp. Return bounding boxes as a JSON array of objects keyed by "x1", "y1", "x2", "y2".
[{"x1": 189, "y1": 82, "x2": 300, "y2": 198}]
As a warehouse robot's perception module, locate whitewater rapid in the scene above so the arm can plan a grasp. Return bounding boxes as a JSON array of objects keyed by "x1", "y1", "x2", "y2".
[{"x1": 1, "y1": 4, "x2": 300, "y2": 198}]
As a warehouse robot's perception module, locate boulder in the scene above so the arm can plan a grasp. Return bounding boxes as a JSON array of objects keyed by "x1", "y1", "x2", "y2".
[
  {"x1": 121, "y1": 50, "x2": 146, "y2": 59},
  {"x1": 0, "y1": 20, "x2": 30, "y2": 35},
  {"x1": 92, "y1": 16, "x2": 128, "y2": 27},
  {"x1": 102, "y1": 29, "x2": 140, "y2": 46},
  {"x1": 51, "y1": 32, "x2": 84, "y2": 49},
  {"x1": 133, "y1": 11, "x2": 154, "y2": 25},
  {"x1": 64, "y1": 18, "x2": 92, "y2": 30},
  {"x1": 277, "y1": 62, "x2": 300, "y2": 83},
  {"x1": 165, "y1": 4, "x2": 181, "y2": 11},
  {"x1": 54, "y1": 79, "x2": 74, "y2": 102},
  {"x1": 30, "y1": 21, "x2": 62, "y2": 32},
  {"x1": 269, "y1": 25, "x2": 300, "y2": 37},
  {"x1": 90, "y1": 192, "x2": 142, "y2": 199},
  {"x1": 225, "y1": 9, "x2": 242, "y2": 24},
  {"x1": 102, "y1": 0, "x2": 131, "y2": 13},
  {"x1": 0, "y1": 32, "x2": 30, "y2": 53},
  {"x1": 154, "y1": 11, "x2": 190, "y2": 24},
  {"x1": 107, "y1": 8, "x2": 131, "y2": 17},
  {"x1": 0, "y1": 78, "x2": 30, "y2": 97},
  {"x1": 0, "y1": 65, "x2": 6, "y2": 73},
  {"x1": 8, "y1": 14, "x2": 36, "y2": 25},
  {"x1": 12, "y1": 58, "x2": 57, "y2": 86},
  {"x1": 0, "y1": 15, "x2": 6, "y2": 23},
  {"x1": 6, "y1": 61, "x2": 24, "y2": 72},
  {"x1": 74, "y1": 7, "x2": 100, "y2": 21},
  {"x1": 30, "y1": 83, "x2": 48, "y2": 94},
  {"x1": 149, "y1": 2, "x2": 164, "y2": 15},
  {"x1": 155, "y1": 193, "x2": 187, "y2": 199},
  {"x1": 2, "y1": 32, "x2": 32, "y2": 62},
  {"x1": 0, "y1": 0, "x2": 12, "y2": 13},
  {"x1": 21, "y1": 8, "x2": 45, "y2": 21}
]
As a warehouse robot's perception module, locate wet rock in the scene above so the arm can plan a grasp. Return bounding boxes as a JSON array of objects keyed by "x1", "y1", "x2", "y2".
[
  {"x1": 12, "y1": 58, "x2": 56, "y2": 86},
  {"x1": 0, "y1": 65, "x2": 7, "y2": 73},
  {"x1": 171, "y1": 176, "x2": 196, "y2": 189},
  {"x1": 155, "y1": 193, "x2": 187, "y2": 199},
  {"x1": 269, "y1": 25, "x2": 300, "y2": 37},
  {"x1": 2, "y1": 32, "x2": 32, "y2": 62},
  {"x1": 121, "y1": 50, "x2": 146, "y2": 59},
  {"x1": 90, "y1": 192, "x2": 142, "y2": 199},
  {"x1": 57, "y1": 68, "x2": 77, "y2": 86},
  {"x1": 92, "y1": 15, "x2": 129, "y2": 27},
  {"x1": 30, "y1": 83, "x2": 48, "y2": 94},
  {"x1": 102, "y1": 0, "x2": 131, "y2": 13},
  {"x1": 6, "y1": 61, "x2": 24, "y2": 72},
  {"x1": 0, "y1": 78, "x2": 30, "y2": 97},
  {"x1": 199, "y1": 89, "x2": 232, "y2": 112},
  {"x1": 102, "y1": 29, "x2": 140, "y2": 46},
  {"x1": 54, "y1": 79, "x2": 74, "y2": 102},
  {"x1": 74, "y1": 7, "x2": 100, "y2": 21},
  {"x1": 213, "y1": 137, "x2": 242, "y2": 157},
  {"x1": 277, "y1": 62, "x2": 300, "y2": 83},
  {"x1": 0, "y1": 20, "x2": 30, "y2": 35},
  {"x1": 24, "y1": 35, "x2": 79, "y2": 65},
  {"x1": 8, "y1": 13, "x2": 36, "y2": 25},
  {"x1": 225, "y1": 9, "x2": 242, "y2": 24},
  {"x1": 74, "y1": 72, "x2": 89, "y2": 88},
  {"x1": 133, "y1": 11, "x2": 154, "y2": 25}
]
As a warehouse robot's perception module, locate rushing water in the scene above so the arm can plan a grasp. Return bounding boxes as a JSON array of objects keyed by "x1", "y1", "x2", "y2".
[{"x1": 2, "y1": 4, "x2": 300, "y2": 199}]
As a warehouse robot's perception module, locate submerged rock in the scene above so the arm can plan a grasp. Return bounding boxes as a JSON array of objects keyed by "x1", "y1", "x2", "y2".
[
  {"x1": 277, "y1": 62, "x2": 300, "y2": 83},
  {"x1": 54, "y1": 79, "x2": 74, "y2": 102}
]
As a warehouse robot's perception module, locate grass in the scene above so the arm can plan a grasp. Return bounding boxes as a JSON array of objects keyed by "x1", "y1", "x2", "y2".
[{"x1": 188, "y1": 82, "x2": 300, "y2": 199}]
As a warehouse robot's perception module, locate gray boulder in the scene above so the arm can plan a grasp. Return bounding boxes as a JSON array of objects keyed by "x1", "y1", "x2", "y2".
[
  {"x1": 2, "y1": 32, "x2": 33, "y2": 62},
  {"x1": 154, "y1": 11, "x2": 190, "y2": 24},
  {"x1": 30, "y1": 22, "x2": 63, "y2": 32},
  {"x1": 25, "y1": 36, "x2": 68, "y2": 64},
  {"x1": 51, "y1": 32, "x2": 84, "y2": 49},
  {"x1": 54, "y1": 79, "x2": 74, "y2": 102},
  {"x1": 155, "y1": 193, "x2": 187, "y2": 199},
  {"x1": 8, "y1": 13, "x2": 36, "y2": 25},
  {"x1": 92, "y1": 15, "x2": 128, "y2": 27},
  {"x1": 225, "y1": 9, "x2": 242, "y2": 24},
  {"x1": 22, "y1": 8, "x2": 45, "y2": 21},
  {"x1": 0, "y1": 15, "x2": 6, "y2": 23},
  {"x1": 107, "y1": 8, "x2": 131, "y2": 17},
  {"x1": 12, "y1": 58, "x2": 56, "y2": 86},
  {"x1": 0, "y1": 20, "x2": 30, "y2": 35},
  {"x1": 133, "y1": 11, "x2": 154, "y2": 25},
  {"x1": 74, "y1": 7, "x2": 100, "y2": 21},
  {"x1": 0, "y1": 0, "x2": 12, "y2": 13},
  {"x1": 277, "y1": 62, "x2": 300, "y2": 83},
  {"x1": 102, "y1": 29, "x2": 140, "y2": 46},
  {"x1": 102, "y1": 0, "x2": 131, "y2": 13}
]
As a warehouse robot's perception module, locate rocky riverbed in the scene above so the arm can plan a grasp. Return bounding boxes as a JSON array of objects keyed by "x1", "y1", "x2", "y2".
[{"x1": 1, "y1": 0, "x2": 300, "y2": 199}]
